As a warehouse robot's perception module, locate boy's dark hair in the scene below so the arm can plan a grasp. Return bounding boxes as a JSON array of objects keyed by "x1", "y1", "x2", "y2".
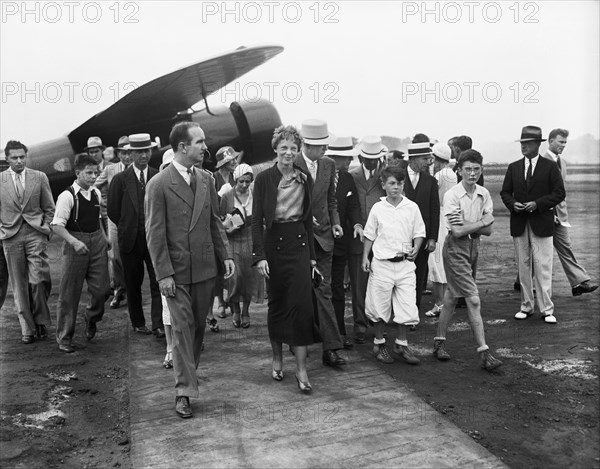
[
  {"x1": 453, "y1": 135, "x2": 472, "y2": 151},
  {"x1": 380, "y1": 165, "x2": 406, "y2": 183},
  {"x1": 548, "y1": 128, "x2": 569, "y2": 140},
  {"x1": 412, "y1": 133, "x2": 430, "y2": 144},
  {"x1": 4, "y1": 140, "x2": 28, "y2": 156},
  {"x1": 74, "y1": 153, "x2": 99, "y2": 171},
  {"x1": 457, "y1": 149, "x2": 483, "y2": 168}
]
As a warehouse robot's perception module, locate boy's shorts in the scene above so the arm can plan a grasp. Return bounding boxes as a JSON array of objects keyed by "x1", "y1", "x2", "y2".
[
  {"x1": 365, "y1": 257, "x2": 419, "y2": 326},
  {"x1": 443, "y1": 234, "x2": 480, "y2": 298}
]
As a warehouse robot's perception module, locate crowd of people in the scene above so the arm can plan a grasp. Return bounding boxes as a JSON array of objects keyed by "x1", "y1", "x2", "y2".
[{"x1": 1, "y1": 120, "x2": 597, "y2": 419}]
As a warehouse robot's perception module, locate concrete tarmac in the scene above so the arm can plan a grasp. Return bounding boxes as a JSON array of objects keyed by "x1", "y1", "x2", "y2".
[{"x1": 129, "y1": 304, "x2": 506, "y2": 469}]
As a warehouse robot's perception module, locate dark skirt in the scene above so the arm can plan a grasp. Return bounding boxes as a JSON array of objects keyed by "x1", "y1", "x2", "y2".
[{"x1": 264, "y1": 222, "x2": 321, "y2": 346}]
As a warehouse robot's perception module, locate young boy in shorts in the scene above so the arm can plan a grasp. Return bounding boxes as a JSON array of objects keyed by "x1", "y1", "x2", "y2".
[
  {"x1": 432, "y1": 149, "x2": 503, "y2": 371},
  {"x1": 52, "y1": 153, "x2": 110, "y2": 353},
  {"x1": 362, "y1": 166, "x2": 425, "y2": 364}
]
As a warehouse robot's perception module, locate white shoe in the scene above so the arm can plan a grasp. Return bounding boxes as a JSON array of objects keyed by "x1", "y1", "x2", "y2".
[
  {"x1": 514, "y1": 310, "x2": 533, "y2": 320},
  {"x1": 543, "y1": 314, "x2": 557, "y2": 324},
  {"x1": 425, "y1": 304, "x2": 442, "y2": 317}
]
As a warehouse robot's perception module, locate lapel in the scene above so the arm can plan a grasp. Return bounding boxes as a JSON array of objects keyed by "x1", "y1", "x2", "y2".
[
  {"x1": 314, "y1": 157, "x2": 327, "y2": 192},
  {"x1": 365, "y1": 166, "x2": 380, "y2": 193},
  {"x1": 19, "y1": 169, "x2": 35, "y2": 207},
  {"x1": 167, "y1": 164, "x2": 195, "y2": 209},
  {"x1": 295, "y1": 155, "x2": 309, "y2": 177},
  {"x1": 125, "y1": 166, "x2": 140, "y2": 213},
  {"x1": 2, "y1": 170, "x2": 20, "y2": 206},
  {"x1": 528, "y1": 155, "x2": 543, "y2": 192},
  {"x1": 189, "y1": 170, "x2": 208, "y2": 232}
]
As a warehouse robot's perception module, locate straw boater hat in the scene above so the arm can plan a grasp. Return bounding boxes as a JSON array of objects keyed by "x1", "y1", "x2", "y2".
[
  {"x1": 359, "y1": 136, "x2": 388, "y2": 159},
  {"x1": 324, "y1": 136, "x2": 358, "y2": 158},
  {"x1": 516, "y1": 125, "x2": 546, "y2": 142},
  {"x1": 124, "y1": 133, "x2": 158, "y2": 150},
  {"x1": 84, "y1": 136, "x2": 105, "y2": 151},
  {"x1": 432, "y1": 142, "x2": 451, "y2": 161},
  {"x1": 115, "y1": 136, "x2": 130, "y2": 152},
  {"x1": 407, "y1": 142, "x2": 433, "y2": 158},
  {"x1": 301, "y1": 119, "x2": 333, "y2": 146},
  {"x1": 215, "y1": 146, "x2": 241, "y2": 169}
]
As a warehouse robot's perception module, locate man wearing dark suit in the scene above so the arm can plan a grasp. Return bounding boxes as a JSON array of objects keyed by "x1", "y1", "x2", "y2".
[
  {"x1": 348, "y1": 136, "x2": 386, "y2": 344},
  {"x1": 403, "y1": 142, "x2": 440, "y2": 310},
  {"x1": 0, "y1": 140, "x2": 55, "y2": 343},
  {"x1": 501, "y1": 125, "x2": 565, "y2": 324},
  {"x1": 295, "y1": 119, "x2": 346, "y2": 367},
  {"x1": 325, "y1": 137, "x2": 362, "y2": 350},
  {"x1": 108, "y1": 133, "x2": 163, "y2": 337},
  {"x1": 146, "y1": 122, "x2": 233, "y2": 418},
  {"x1": 542, "y1": 128, "x2": 597, "y2": 296}
]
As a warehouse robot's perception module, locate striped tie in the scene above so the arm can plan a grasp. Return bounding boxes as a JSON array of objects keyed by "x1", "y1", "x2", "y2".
[
  {"x1": 139, "y1": 170, "x2": 146, "y2": 192},
  {"x1": 15, "y1": 173, "x2": 24, "y2": 203},
  {"x1": 334, "y1": 170, "x2": 339, "y2": 190}
]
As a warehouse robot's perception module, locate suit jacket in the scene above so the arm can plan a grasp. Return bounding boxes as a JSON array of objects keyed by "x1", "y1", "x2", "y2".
[
  {"x1": 541, "y1": 150, "x2": 569, "y2": 224},
  {"x1": 294, "y1": 155, "x2": 340, "y2": 252},
  {"x1": 251, "y1": 163, "x2": 316, "y2": 263},
  {"x1": 500, "y1": 155, "x2": 565, "y2": 237},
  {"x1": 145, "y1": 163, "x2": 231, "y2": 285},
  {"x1": 403, "y1": 170, "x2": 440, "y2": 242},
  {"x1": 107, "y1": 165, "x2": 157, "y2": 253},
  {"x1": 0, "y1": 168, "x2": 55, "y2": 240},
  {"x1": 348, "y1": 164, "x2": 386, "y2": 255},
  {"x1": 95, "y1": 162, "x2": 126, "y2": 218},
  {"x1": 334, "y1": 170, "x2": 361, "y2": 257}
]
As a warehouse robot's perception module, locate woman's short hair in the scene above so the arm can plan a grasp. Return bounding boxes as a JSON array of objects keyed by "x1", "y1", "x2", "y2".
[{"x1": 271, "y1": 125, "x2": 302, "y2": 151}]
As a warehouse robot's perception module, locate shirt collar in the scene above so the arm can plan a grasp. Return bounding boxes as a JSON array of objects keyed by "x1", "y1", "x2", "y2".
[
  {"x1": 525, "y1": 155, "x2": 539, "y2": 165},
  {"x1": 379, "y1": 195, "x2": 408, "y2": 207},
  {"x1": 302, "y1": 153, "x2": 317, "y2": 167},
  {"x1": 8, "y1": 167, "x2": 26, "y2": 177},
  {"x1": 131, "y1": 165, "x2": 148, "y2": 178},
  {"x1": 407, "y1": 166, "x2": 418, "y2": 176},
  {"x1": 456, "y1": 181, "x2": 485, "y2": 198},
  {"x1": 73, "y1": 181, "x2": 93, "y2": 194},
  {"x1": 546, "y1": 149, "x2": 558, "y2": 161}
]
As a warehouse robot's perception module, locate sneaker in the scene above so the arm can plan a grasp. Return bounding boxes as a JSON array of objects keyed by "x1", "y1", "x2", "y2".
[
  {"x1": 393, "y1": 344, "x2": 420, "y2": 365},
  {"x1": 432, "y1": 339, "x2": 451, "y2": 361},
  {"x1": 374, "y1": 344, "x2": 394, "y2": 364},
  {"x1": 480, "y1": 349, "x2": 503, "y2": 371},
  {"x1": 425, "y1": 304, "x2": 442, "y2": 317}
]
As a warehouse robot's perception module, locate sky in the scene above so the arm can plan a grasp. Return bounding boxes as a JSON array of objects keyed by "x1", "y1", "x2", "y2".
[{"x1": 1, "y1": 1, "x2": 598, "y2": 162}]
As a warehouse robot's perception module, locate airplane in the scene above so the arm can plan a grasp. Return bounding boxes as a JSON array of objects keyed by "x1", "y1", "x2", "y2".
[{"x1": 0, "y1": 45, "x2": 284, "y2": 198}]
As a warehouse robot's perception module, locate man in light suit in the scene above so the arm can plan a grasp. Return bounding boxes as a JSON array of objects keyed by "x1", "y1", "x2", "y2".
[
  {"x1": 501, "y1": 126, "x2": 565, "y2": 324},
  {"x1": 542, "y1": 128, "x2": 597, "y2": 296},
  {"x1": 108, "y1": 134, "x2": 163, "y2": 337},
  {"x1": 95, "y1": 136, "x2": 131, "y2": 309},
  {"x1": 0, "y1": 140, "x2": 55, "y2": 343},
  {"x1": 348, "y1": 136, "x2": 386, "y2": 344},
  {"x1": 146, "y1": 122, "x2": 233, "y2": 419},
  {"x1": 295, "y1": 119, "x2": 346, "y2": 367}
]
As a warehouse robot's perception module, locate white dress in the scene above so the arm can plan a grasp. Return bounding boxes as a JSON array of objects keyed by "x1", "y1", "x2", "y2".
[{"x1": 428, "y1": 167, "x2": 457, "y2": 283}]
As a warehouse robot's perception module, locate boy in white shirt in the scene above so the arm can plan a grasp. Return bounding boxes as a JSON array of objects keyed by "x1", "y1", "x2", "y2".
[{"x1": 362, "y1": 166, "x2": 425, "y2": 364}]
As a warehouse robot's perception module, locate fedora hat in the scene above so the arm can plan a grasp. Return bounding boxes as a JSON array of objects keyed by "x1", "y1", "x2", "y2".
[
  {"x1": 116, "y1": 136, "x2": 130, "y2": 151},
  {"x1": 124, "y1": 133, "x2": 158, "y2": 150},
  {"x1": 324, "y1": 136, "x2": 358, "y2": 157},
  {"x1": 215, "y1": 146, "x2": 241, "y2": 169},
  {"x1": 407, "y1": 142, "x2": 433, "y2": 158},
  {"x1": 359, "y1": 136, "x2": 388, "y2": 159},
  {"x1": 432, "y1": 142, "x2": 451, "y2": 161},
  {"x1": 84, "y1": 136, "x2": 105, "y2": 151},
  {"x1": 516, "y1": 125, "x2": 546, "y2": 142},
  {"x1": 301, "y1": 119, "x2": 333, "y2": 145}
]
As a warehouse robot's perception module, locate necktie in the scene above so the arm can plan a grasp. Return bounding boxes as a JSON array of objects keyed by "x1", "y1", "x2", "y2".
[
  {"x1": 526, "y1": 159, "x2": 533, "y2": 190},
  {"x1": 139, "y1": 170, "x2": 146, "y2": 192},
  {"x1": 334, "y1": 170, "x2": 339, "y2": 190},
  {"x1": 410, "y1": 171, "x2": 418, "y2": 188},
  {"x1": 15, "y1": 173, "x2": 24, "y2": 203},
  {"x1": 556, "y1": 156, "x2": 562, "y2": 171},
  {"x1": 369, "y1": 169, "x2": 374, "y2": 180},
  {"x1": 309, "y1": 161, "x2": 317, "y2": 180},
  {"x1": 187, "y1": 168, "x2": 196, "y2": 194}
]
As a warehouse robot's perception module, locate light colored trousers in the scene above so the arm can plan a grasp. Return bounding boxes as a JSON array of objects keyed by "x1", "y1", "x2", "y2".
[
  {"x1": 553, "y1": 223, "x2": 590, "y2": 288},
  {"x1": 514, "y1": 223, "x2": 554, "y2": 316}
]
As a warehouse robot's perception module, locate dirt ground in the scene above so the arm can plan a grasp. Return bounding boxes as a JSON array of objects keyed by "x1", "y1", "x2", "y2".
[{"x1": 0, "y1": 175, "x2": 598, "y2": 469}]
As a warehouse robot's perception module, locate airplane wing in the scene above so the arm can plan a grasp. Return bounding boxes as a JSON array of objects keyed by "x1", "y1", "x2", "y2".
[{"x1": 68, "y1": 45, "x2": 284, "y2": 148}]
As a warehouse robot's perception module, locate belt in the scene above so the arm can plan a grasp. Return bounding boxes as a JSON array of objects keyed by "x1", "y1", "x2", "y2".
[
  {"x1": 449, "y1": 231, "x2": 481, "y2": 240},
  {"x1": 385, "y1": 254, "x2": 409, "y2": 262}
]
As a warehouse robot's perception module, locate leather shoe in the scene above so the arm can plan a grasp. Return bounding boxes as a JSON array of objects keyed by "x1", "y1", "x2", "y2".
[
  {"x1": 572, "y1": 281, "x2": 599, "y2": 296},
  {"x1": 21, "y1": 335, "x2": 35, "y2": 344},
  {"x1": 36, "y1": 324, "x2": 48, "y2": 339},
  {"x1": 58, "y1": 344, "x2": 75, "y2": 353},
  {"x1": 175, "y1": 396, "x2": 193, "y2": 418},
  {"x1": 133, "y1": 326, "x2": 152, "y2": 335},
  {"x1": 342, "y1": 336, "x2": 354, "y2": 349},
  {"x1": 514, "y1": 310, "x2": 533, "y2": 320},
  {"x1": 393, "y1": 343, "x2": 420, "y2": 365},
  {"x1": 110, "y1": 295, "x2": 123, "y2": 309},
  {"x1": 354, "y1": 332, "x2": 367, "y2": 344},
  {"x1": 322, "y1": 349, "x2": 346, "y2": 367},
  {"x1": 543, "y1": 314, "x2": 557, "y2": 324},
  {"x1": 153, "y1": 327, "x2": 166, "y2": 338},
  {"x1": 85, "y1": 319, "x2": 97, "y2": 340}
]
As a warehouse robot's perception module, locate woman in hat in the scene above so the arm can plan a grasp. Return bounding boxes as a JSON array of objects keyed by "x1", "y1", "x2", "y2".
[
  {"x1": 220, "y1": 164, "x2": 264, "y2": 328},
  {"x1": 252, "y1": 125, "x2": 320, "y2": 393}
]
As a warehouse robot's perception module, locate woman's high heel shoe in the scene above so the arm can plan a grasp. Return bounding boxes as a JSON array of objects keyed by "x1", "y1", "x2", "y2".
[
  {"x1": 295, "y1": 374, "x2": 312, "y2": 394},
  {"x1": 272, "y1": 369, "x2": 284, "y2": 381}
]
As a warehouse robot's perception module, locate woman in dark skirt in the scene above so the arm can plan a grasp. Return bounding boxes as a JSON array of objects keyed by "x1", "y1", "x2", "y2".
[{"x1": 252, "y1": 125, "x2": 321, "y2": 393}]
